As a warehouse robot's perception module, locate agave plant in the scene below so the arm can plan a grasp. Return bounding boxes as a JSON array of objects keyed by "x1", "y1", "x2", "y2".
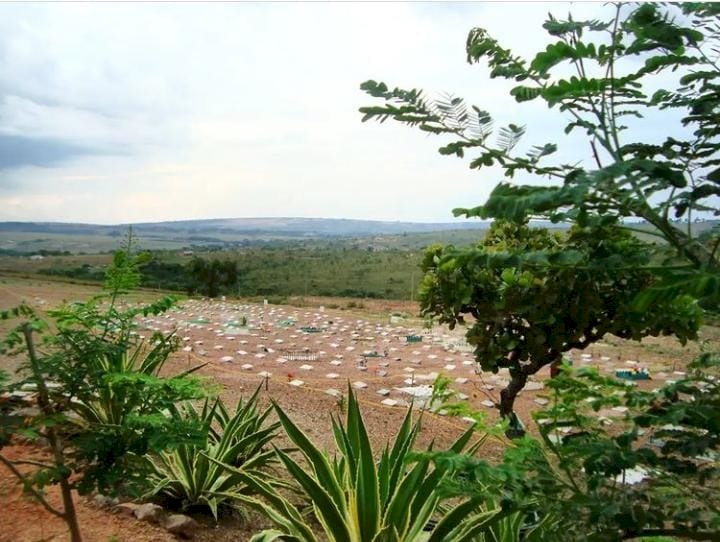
[
  {"x1": 68, "y1": 332, "x2": 197, "y2": 425},
  {"x1": 217, "y1": 386, "x2": 509, "y2": 541},
  {"x1": 473, "y1": 508, "x2": 559, "y2": 542},
  {"x1": 147, "y1": 386, "x2": 280, "y2": 519}
]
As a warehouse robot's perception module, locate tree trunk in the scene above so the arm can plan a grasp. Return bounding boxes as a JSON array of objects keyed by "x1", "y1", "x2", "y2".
[
  {"x1": 499, "y1": 371, "x2": 527, "y2": 419},
  {"x1": 61, "y1": 484, "x2": 83, "y2": 542},
  {"x1": 23, "y1": 325, "x2": 83, "y2": 542}
]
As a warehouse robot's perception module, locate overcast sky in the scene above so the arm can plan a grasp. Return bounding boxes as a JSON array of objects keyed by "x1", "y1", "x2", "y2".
[{"x1": 0, "y1": 2, "x2": 647, "y2": 224}]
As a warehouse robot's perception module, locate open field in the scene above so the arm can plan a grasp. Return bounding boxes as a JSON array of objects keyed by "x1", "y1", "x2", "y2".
[
  {"x1": 0, "y1": 245, "x2": 429, "y2": 300},
  {"x1": 1, "y1": 276, "x2": 716, "y2": 446},
  {"x1": 2, "y1": 220, "x2": 717, "y2": 304},
  {"x1": 1, "y1": 276, "x2": 717, "y2": 541}
]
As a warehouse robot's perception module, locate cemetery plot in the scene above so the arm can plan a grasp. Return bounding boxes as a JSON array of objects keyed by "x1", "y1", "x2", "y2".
[
  {"x1": 1, "y1": 278, "x2": 709, "y2": 453},
  {"x1": 281, "y1": 348, "x2": 319, "y2": 361},
  {"x1": 132, "y1": 298, "x2": 585, "y2": 431}
]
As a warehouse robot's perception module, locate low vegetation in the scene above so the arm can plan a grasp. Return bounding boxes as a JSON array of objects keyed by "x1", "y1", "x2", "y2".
[
  {"x1": 146, "y1": 389, "x2": 281, "y2": 519},
  {"x1": 18, "y1": 245, "x2": 427, "y2": 299},
  {"x1": 1, "y1": 3, "x2": 719, "y2": 541},
  {"x1": 0, "y1": 243, "x2": 210, "y2": 540},
  {"x1": 221, "y1": 387, "x2": 529, "y2": 542}
]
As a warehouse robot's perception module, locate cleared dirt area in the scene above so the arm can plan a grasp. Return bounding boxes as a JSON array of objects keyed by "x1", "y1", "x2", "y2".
[{"x1": 0, "y1": 276, "x2": 716, "y2": 541}]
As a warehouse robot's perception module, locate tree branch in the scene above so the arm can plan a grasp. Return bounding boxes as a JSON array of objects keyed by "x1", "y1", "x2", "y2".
[
  {"x1": 12, "y1": 459, "x2": 55, "y2": 469},
  {"x1": 0, "y1": 454, "x2": 65, "y2": 518}
]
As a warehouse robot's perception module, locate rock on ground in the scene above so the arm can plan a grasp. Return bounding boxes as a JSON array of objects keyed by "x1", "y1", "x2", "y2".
[
  {"x1": 134, "y1": 502, "x2": 165, "y2": 523},
  {"x1": 163, "y1": 514, "x2": 200, "y2": 538}
]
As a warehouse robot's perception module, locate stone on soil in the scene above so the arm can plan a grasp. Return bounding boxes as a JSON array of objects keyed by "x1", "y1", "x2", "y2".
[
  {"x1": 163, "y1": 514, "x2": 199, "y2": 537},
  {"x1": 134, "y1": 502, "x2": 164, "y2": 522}
]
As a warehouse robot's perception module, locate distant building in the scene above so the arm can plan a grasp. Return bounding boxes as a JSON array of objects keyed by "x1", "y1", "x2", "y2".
[
  {"x1": 182, "y1": 250, "x2": 194, "y2": 256},
  {"x1": 29, "y1": 254, "x2": 45, "y2": 261}
]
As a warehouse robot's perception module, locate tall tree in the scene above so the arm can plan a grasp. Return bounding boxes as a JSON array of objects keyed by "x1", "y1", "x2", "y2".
[
  {"x1": 360, "y1": 3, "x2": 719, "y2": 295},
  {"x1": 360, "y1": 3, "x2": 719, "y2": 419},
  {"x1": 421, "y1": 220, "x2": 700, "y2": 418},
  {"x1": 188, "y1": 257, "x2": 238, "y2": 298}
]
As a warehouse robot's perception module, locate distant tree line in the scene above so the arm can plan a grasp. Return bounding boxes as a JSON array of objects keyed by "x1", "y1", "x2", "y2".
[
  {"x1": 185, "y1": 257, "x2": 238, "y2": 297},
  {"x1": 31, "y1": 247, "x2": 422, "y2": 300}
]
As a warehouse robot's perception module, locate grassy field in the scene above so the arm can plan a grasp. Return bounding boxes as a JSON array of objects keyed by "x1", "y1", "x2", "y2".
[
  {"x1": 0, "y1": 229, "x2": 491, "y2": 300},
  {"x1": 2, "y1": 220, "x2": 716, "y2": 301},
  {"x1": 0, "y1": 227, "x2": 494, "y2": 254},
  {"x1": 0, "y1": 246, "x2": 426, "y2": 300}
]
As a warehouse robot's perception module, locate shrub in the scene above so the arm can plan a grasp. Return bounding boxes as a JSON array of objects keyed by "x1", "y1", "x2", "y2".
[
  {"x1": 218, "y1": 387, "x2": 511, "y2": 541},
  {"x1": 146, "y1": 387, "x2": 281, "y2": 519}
]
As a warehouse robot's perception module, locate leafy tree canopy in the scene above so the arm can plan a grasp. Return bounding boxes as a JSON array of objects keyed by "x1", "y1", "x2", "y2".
[
  {"x1": 361, "y1": 2, "x2": 720, "y2": 303},
  {"x1": 421, "y1": 220, "x2": 701, "y2": 416},
  {"x1": 187, "y1": 257, "x2": 239, "y2": 298},
  {"x1": 360, "y1": 2, "x2": 719, "y2": 419}
]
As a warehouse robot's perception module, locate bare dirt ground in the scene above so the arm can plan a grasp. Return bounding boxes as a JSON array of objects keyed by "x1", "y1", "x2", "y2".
[{"x1": 0, "y1": 276, "x2": 716, "y2": 541}]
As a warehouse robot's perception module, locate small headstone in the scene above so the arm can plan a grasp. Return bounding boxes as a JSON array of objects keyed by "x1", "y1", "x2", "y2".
[{"x1": 525, "y1": 382, "x2": 544, "y2": 391}]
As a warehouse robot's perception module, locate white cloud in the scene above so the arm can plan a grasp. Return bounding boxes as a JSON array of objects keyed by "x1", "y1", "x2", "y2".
[{"x1": 0, "y1": 2, "x2": 628, "y2": 224}]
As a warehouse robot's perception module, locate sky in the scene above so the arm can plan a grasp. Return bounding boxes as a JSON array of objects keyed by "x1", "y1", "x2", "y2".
[{"x1": 0, "y1": 2, "x2": 662, "y2": 224}]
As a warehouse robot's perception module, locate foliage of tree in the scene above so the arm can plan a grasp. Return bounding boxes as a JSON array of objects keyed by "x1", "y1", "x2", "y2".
[
  {"x1": 360, "y1": 2, "x2": 719, "y2": 416},
  {"x1": 431, "y1": 355, "x2": 720, "y2": 540},
  {"x1": 137, "y1": 258, "x2": 191, "y2": 291},
  {"x1": 360, "y1": 2, "x2": 720, "y2": 302},
  {"x1": 361, "y1": 2, "x2": 720, "y2": 539},
  {"x1": 421, "y1": 219, "x2": 701, "y2": 417},
  {"x1": 0, "y1": 235, "x2": 208, "y2": 541},
  {"x1": 187, "y1": 256, "x2": 239, "y2": 298}
]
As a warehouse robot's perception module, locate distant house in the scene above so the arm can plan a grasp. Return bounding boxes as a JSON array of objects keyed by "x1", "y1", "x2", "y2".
[
  {"x1": 29, "y1": 254, "x2": 45, "y2": 261},
  {"x1": 182, "y1": 250, "x2": 194, "y2": 256}
]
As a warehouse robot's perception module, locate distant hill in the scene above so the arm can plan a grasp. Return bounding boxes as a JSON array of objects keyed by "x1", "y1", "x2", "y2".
[
  {"x1": 0, "y1": 217, "x2": 492, "y2": 237},
  {"x1": 2, "y1": 217, "x2": 713, "y2": 255},
  {"x1": 0, "y1": 217, "x2": 497, "y2": 254}
]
